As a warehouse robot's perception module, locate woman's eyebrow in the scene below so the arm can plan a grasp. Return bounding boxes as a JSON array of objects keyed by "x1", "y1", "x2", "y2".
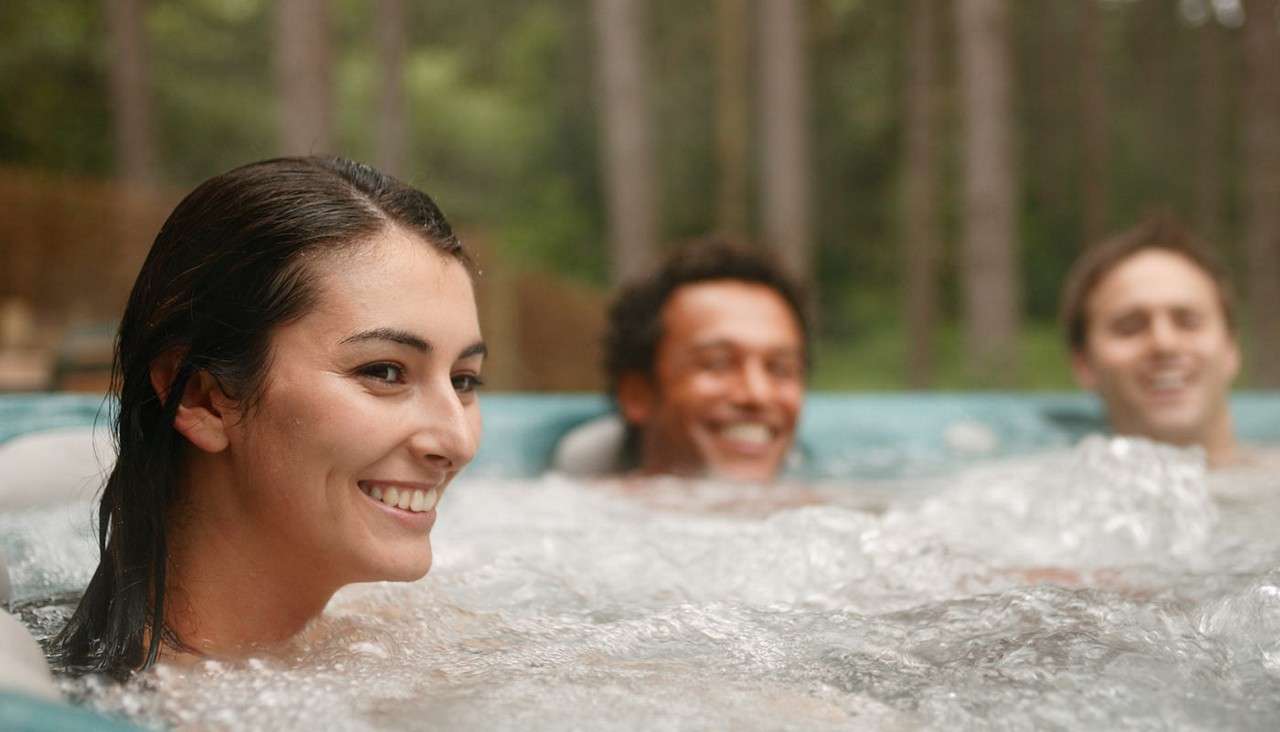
[
  {"x1": 340, "y1": 328, "x2": 431, "y2": 352},
  {"x1": 459, "y1": 341, "x2": 487, "y2": 360}
]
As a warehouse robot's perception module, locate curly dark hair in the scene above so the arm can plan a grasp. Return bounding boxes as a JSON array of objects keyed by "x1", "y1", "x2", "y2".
[{"x1": 603, "y1": 237, "x2": 811, "y2": 398}]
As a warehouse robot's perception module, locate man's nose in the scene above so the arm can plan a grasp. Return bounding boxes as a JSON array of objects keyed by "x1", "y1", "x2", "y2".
[
  {"x1": 1148, "y1": 314, "x2": 1180, "y2": 353},
  {"x1": 731, "y1": 360, "x2": 774, "y2": 405},
  {"x1": 408, "y1": 384, "x2": 479, "y2": 471}
]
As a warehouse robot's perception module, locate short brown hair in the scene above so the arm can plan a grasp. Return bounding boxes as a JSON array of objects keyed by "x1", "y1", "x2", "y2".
[{"x1": 1060, "y1": 213, "x2": 1237, "y2": 352}]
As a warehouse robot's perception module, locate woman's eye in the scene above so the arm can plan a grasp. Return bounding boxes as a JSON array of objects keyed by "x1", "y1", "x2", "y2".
[
  {"x1": 358, "y1": 363, "x2": 405, "y2": 384},
  {"x1": 452, "y1": 373, "x2": 484, "y2": 394}
]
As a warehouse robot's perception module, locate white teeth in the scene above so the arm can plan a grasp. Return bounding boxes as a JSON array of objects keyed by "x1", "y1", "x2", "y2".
[
  {"x1": 1151, "y1": 371, "x2": 1187, "y2": 390},
  {"x1": 362, "y1": 483, "x2": 439, "y2": 513},
  {"x1": 720, "y1": 423, "x2": 772, "y2": 445}
]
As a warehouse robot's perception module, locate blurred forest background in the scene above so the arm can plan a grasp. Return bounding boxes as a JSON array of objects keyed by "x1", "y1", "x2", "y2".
[{"x1": 0, "y1": 0, "x2": 1278, "y2": 392}]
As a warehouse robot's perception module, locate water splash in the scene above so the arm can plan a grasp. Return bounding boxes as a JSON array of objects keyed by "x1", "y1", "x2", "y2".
[
  {"x1": 894, "y1": 436, "x2": 1216, "y2": 570},
  {"x1": 7, "y1": 436, "x2": 1278, "y2": 730},
  {"x1": 0, "y1": 502, "x2": 98, "y2": 604}
]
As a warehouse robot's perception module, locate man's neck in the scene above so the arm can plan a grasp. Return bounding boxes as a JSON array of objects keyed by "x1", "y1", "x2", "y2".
[
  {"x1": 1108, "y1": 408, "x2": 1238, "y2": 469},
  {"x1": 1199, "y1": 410, "x2": 1239, "y2": 469}
]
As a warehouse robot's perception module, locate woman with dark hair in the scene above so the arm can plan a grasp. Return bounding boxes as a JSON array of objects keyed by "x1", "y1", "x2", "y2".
[{"x1": 51, "y1": 157, "x2": 486, "y2": 677}]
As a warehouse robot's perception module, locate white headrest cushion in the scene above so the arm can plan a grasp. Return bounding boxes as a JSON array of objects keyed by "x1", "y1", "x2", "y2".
[
  {"x1": 0, "y1": 608, "x2": 59, "y2": 700},
  {"x1": 550, "y1": 414, "x2": 627, "y2": 477},
  {"x1": 0, "y1": 426, "x2": 113, "y2": 512}
]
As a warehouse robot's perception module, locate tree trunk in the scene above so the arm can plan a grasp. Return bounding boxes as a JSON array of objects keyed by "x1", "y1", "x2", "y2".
[
  {"x1": 276, "y1": 0, "x2": 333, "y2": 155},
  {"x1": 757, "y1": 0, "x2": 812, "y2": 282},
  {"x1": 375, "y1": 0, "x2": 407, "y2": 178},
  {"x1": 956, "y1": 0, "x2": 1020, "y2": 384},
  {"x1": 104, "y1": 0, "x2": 156, "y2": 184},
  {"x1": 1079, "y1": 0, "x2": 1109, "y2": 245},
  {"x1": 902, "y1": 0, "x2": 940, "y2": 388},
  {"x1": 591, "y1": 0, "x2": 658, "y2": 284},
  {"x1": 1134, "y1": 0, "x2": 1181, "y2": 199},
  {"x1": 1193, "y1": 19, "x2": 1226, "y2": 245},
  {"x1": 1242, "y1": 0, "x2": 1280, "y2": 386},
  {"x1": 715, "y1": 0, "x2": 750, "y2": 238}
]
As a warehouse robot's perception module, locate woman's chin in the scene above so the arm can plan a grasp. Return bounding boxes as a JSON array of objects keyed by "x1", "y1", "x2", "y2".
[{"x1": 370, "y1": 550, "x2": 433, "y2": 583}]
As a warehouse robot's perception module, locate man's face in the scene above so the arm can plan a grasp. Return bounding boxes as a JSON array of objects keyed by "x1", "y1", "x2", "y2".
[
  {"x1": 1072, "y1": 249, "x2": 1239, "y2": 448},
  {"x1": 618, "y1": 280, "x2": 805, "y2": 481}
]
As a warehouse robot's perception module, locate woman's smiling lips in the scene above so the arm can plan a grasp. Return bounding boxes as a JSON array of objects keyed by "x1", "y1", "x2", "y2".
[{"x1": 357, "y1": 480, "x2": 444, "y2": 529}]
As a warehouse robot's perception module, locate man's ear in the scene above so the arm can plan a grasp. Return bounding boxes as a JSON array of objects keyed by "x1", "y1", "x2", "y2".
[
  {"x1": 149, "y1": 350, "x2": 233, "y2": 453},
  {"x1": 1070, "y1": 349, "x2": 1097, "y2": 390},
  {"x1": 616, "y1": 372, "x2": 655, "y2": 426},
  {"x1": 1225, "y1": 334, "x2": 1242, "y2": 383}
]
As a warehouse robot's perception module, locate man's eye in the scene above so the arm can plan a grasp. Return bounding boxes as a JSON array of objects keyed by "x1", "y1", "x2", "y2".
[
  {"x1": 1174, "y1": 310, "x2": 1205, "y2": 330},
  {"x1": 452, "y1": 373, "x2": 485, "y2": 394},
  {"x1": 358, "y1": 363, "x2": 405, "y2": 384},
  {"x1": 698, "y1": 356, "x2": 734, "y2": 372},
  {"x1": 1109, "y1": 314, "x2": 1147, "y2": 336},
  {"x1": 768, "y1": 359, "x2": 802, "y2": 379}
]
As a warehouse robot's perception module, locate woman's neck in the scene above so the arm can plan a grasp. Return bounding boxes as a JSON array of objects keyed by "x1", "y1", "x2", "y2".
[{"x1": 160, "y1": 461, "x2": 341, "y2": 659}]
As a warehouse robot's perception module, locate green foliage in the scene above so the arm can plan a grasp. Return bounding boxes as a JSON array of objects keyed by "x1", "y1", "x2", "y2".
[
  {"x1": 149, "y1": 0, "x2": 277, "y2": 182},
  {"x1": 811, "y1": 320, "x2": 1075, "y2": 391},
  {"x1": 812, "y1": 1, "x2": 904, "y2": 338},
  {"x1": 0, "y1": 0, "x2": 1264, "y2": 389},
  {"x1": 0, "y1": 0, "x2": 111, "y2": 175}
]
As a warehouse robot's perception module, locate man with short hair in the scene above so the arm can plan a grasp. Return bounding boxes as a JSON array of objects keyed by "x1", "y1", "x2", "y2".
[
  {"x1": 600, "y1": 239, "x2": 810, "y2": 481},
  {"x1": 1060, "y1": 214, "x2": 1242, "y2": 466}
]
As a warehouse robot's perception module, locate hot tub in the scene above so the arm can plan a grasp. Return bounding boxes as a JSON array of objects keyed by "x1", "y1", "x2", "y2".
[{"x1": 3, "y1": 392, "x2": 1279, "y2": 730}]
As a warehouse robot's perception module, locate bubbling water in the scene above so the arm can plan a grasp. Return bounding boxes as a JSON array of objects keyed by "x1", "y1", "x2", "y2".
[{"x1": 4, "y1": 436, "x2": 1279, "y2": 730}]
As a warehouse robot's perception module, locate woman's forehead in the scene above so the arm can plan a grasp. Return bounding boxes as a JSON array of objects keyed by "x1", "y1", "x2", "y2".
[{"x1": 288, "y1": 234, "x2": 477, "y2": 341}]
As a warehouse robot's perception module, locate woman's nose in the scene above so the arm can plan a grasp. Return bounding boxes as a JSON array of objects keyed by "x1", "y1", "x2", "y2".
[{"x1": 409, "y1": 385, "x2": 479, "y2": 471}]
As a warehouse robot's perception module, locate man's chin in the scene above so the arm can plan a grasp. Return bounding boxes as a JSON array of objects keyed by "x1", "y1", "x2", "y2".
[
  {"x1": 1110, "y1": 396, "x2": 1203, "y2": 441},
  {"x1": 704, "y1": 458, "x2": 783, "y2": 484},
  {"x1": 1133, "y1": 414, "x2": 1211, "y2": 449}
]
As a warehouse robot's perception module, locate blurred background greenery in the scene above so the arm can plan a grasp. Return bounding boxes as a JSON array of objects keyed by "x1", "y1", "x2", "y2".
[{"x1": 0, "y1": 0, "x2": 1277, "y2": 392}]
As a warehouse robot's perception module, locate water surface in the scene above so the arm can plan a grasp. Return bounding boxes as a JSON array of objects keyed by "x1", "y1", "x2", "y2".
[{"x1": 5, "y1": 436, "x2": 1279, "y2": 730}]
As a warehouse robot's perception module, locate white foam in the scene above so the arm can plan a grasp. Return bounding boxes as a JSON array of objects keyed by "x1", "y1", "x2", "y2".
[{"x1": 6, "y1": 436, "x2": 1278, "y2": 730}]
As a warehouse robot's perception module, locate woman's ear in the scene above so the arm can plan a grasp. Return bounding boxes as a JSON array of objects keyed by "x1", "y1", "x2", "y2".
[{"x1": 149, "y1": 351, "x2": 232, "y2": 453}]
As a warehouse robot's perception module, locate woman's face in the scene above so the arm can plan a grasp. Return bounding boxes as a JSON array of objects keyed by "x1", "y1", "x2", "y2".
[{"x1": 219, "y1": 228, "x2": 484, "y2": 586}]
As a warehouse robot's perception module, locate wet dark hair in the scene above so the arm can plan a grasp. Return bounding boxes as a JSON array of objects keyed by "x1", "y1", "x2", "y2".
[
  {"x1": 603, "y1": 237, "x2": 811, "y2": 457},
  {"x1": 51, "y1": 157, "x2": 469, "y2": 678},
  {"x1": 1060, "y1": 213, "x2": 1236, "y2": 353}
]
